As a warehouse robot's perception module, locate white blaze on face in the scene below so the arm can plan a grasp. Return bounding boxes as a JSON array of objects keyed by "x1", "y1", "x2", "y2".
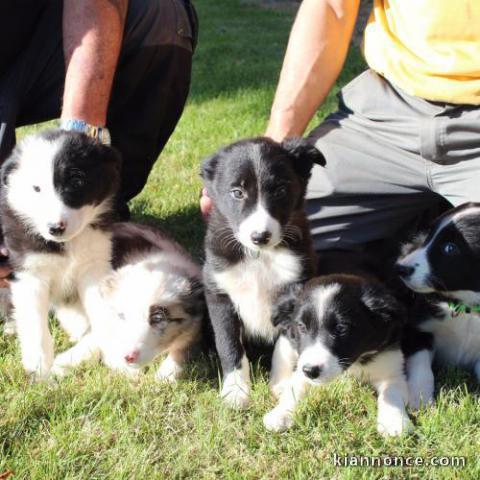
[
  {"x1": 397, "y1": 248, "x2": 433, "y2": 292},
  {"x1": 236, "y1": 202, "x2": 281, "y2": 250},
  {"x1": 297, "y1": 284, "x2": 343, "y2": 384},
  {"x1": 6, "y1": 136, "x2": 98, "y2": 242}
]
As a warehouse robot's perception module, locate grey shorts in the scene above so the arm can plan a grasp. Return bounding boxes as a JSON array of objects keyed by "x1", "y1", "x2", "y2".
[{"x1": 307, "y1": 69, "x2": 480, "y2": 251}]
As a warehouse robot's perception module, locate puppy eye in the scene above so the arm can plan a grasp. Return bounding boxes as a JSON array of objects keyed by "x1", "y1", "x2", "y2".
[
  {"x1": 149, "y1": 306, "x2": 169, "y2": 325},
  {"x1": 230, "y1": 188, "x2": 246, "y2": 200},
  {"x1": 33, "y1": 185, "x2": 41, "y2": 192},
  {"x1": 334, "y1": 324, "x2": 349, "y2": 336},
  {"x1": 118, "y1": 312, "x2": 126, "y2": 321},
  {"x1": 442, "y1": 242, "x2": 460, "y2": 256},
  {"x1": 70, "y1": 177, "x2": 84, "y2": 189},
  {"x1": 296, "y1": 322, "x2": 307, "y2": 334},
  {"x1": 274, "y1": 185, "x2": 287, "y2": 198}
]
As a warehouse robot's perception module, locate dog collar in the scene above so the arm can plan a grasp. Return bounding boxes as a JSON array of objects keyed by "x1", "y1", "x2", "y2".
[{"x1": 448, "y1": 301, "x2": 480, "y2": 317}]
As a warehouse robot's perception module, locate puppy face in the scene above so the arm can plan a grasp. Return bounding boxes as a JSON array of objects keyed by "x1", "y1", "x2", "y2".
[
  {"x1": 273, "y1": 276, "x2": 404, "y2": 384},
  {"x1": 396, "y1": 203, "x2": 480, "y2": 301},
  {"x1": 201, "y1": 137, "x2": 325, "y2": 251},
  {"x1": 2, "y1": 130, "x2": 121, "y2": 242},
  {"x1": 101, "y1": 257, "x2": 204, "y2": 368}
]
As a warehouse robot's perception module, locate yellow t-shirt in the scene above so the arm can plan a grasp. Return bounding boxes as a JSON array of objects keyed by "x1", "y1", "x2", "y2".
[{"x1": 363, "y1": 0, "x2": 480, "y2": 104}]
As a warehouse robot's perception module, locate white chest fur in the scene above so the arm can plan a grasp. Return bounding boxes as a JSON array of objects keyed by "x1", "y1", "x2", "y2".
[
  {"x1": 421, "y1": 304, "x2": 480, "y2": 367},
  {"x1": 213, "y1": 248, "x2": 301, "y2": 342},
  {"x1": 20, "y1": 227, "x2": 112, "y2": 304}
]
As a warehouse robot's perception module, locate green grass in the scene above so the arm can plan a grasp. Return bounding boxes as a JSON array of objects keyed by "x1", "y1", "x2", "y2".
[{"x1": 1, "y1": 0, "x2": 479, "y2": 478}]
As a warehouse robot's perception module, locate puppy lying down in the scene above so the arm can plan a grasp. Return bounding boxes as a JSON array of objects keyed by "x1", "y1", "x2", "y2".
[
  {"x1": 51, "y1": 222, "x2": 206, "y2": 381},
  {"x1": 264, "y1": 275, "x2": 411, "y2": 436}
]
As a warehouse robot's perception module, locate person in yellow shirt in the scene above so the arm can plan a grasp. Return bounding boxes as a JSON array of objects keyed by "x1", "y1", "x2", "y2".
[{"x1": 259, "y1": 0, "x2": 480, "y2": 253}]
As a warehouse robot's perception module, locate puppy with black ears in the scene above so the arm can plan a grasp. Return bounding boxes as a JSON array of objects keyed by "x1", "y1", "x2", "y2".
[
  {"x1": 264, "y1": 276, "x2": 411, "y2": 436},
  {"x1": 201, "y1": 137, "x2": 325, "y2": 408},
  {"x1": 396, "y1": 202, "x2": 480, "y2": 408},
  {"x1": 0, "y1": 129, "x2": 121, "y2": 379}
]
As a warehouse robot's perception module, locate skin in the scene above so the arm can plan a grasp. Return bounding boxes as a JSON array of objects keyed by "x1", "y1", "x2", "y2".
[
  {"x1": 61, "y1": 0, "x2": 128, "y2": 126},
  {"x1": 0, "y1": 0, "x2": 128, "y2": 287},
  {"x1": 200, "y1": 0, "x2": 359, "y2": 217}
]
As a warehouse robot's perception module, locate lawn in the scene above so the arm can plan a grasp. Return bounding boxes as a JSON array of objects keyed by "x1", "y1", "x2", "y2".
[{"x1": 1, "y1": 0, "x2": 479, "y2": 478}]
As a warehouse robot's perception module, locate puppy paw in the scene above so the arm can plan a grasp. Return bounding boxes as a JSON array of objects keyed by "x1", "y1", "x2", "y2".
[
  {"x1": 221, "y1": 382, "x2": 250, "y2": 409},
  {"x1": 23, "y1": 353, "x2": 53, "y2": 381},
  {"x1": 377, "y1": 413, "x2": 413, "y2": 437},
  {"x1": 269, "y1": 379, "x2": 290, "y2": 400},
  {"x1": 408, "y1": 383, "x2": 434, "y2": 410},
  {"x1": 156, "y1": 357, "x2": 183, "y2": 383},
  {"x1": 2, "y1": 319, "x2": 16, "y2": 336},
  {"x1": 50, "y1": 362, "x2": 68, "y2": 379},
  {"x1": 263, "y1": 407, "x2": 294, "y2": 432}
]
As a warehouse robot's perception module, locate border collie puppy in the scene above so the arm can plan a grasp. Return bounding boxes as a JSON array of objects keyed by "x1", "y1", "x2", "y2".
[
  {"x1": 264, "y1": 276, "x2": 411, "y2": 436},
  {"x1": 201, "y1": 137, "x2": 325, "y2": 408},
  {"x1": 0, "y1": 130, "x2": 121, "y2": 379},
  {"x1": 396, "y1": 202, "x2": 480, "y2": 408},
  {"x1": 51, "y1": 222, "x2": 206, "y2": 381}
]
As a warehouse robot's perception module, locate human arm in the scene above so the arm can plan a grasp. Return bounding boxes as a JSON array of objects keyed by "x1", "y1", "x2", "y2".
[
  {"x1": 265, "y1": 0, "x2": 360, "y2": 141},
  {"x1": 61, "y1": 0, "x2": 128, "y2": 126}
]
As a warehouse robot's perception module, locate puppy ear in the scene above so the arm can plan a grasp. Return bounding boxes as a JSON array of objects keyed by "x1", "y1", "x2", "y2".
[
  {"x1": 272, "y1": 283, "x2": 303, "y2": 328},
  {"x1": 361, "y1": 284, "x2": 406, "y2": 326},
  {"x1": 200, "y1": 154, "x2": 219, "y2": 184},
  {"x1": 181, "y1": 278, "x2": 206, "y2": 320},
  {"x1": 281, "y1": 137, "x2": 326, "y2": 180},
  {"x1": 1, "y1": 153, "x2": 19, "y2": 186}
]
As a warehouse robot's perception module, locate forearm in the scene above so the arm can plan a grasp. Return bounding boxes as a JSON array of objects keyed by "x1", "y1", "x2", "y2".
[
  {"x1": 61, "y1": 0, "x2": 128, "y2": 126},
  {"x1": 266, "y1": 0, "x2": 360, "y2": 141}
]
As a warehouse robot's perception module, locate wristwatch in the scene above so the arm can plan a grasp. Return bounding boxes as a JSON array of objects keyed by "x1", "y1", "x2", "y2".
[{"x1": 60, "y1": 119, "x2": 111, "y2": 146}]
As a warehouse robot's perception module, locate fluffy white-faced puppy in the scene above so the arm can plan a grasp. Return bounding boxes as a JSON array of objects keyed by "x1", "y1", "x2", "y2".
[
  {"x1": 201, "y1": 137, "x2": 325, "y2": 408},
  {"x1": 0, "y1": 130, "x2": 121, "y2": 379},
  {"x1": 264, "y1": 276, "x2": 411, "y2": 436},
  {"x1": 50, "y1": 222, "x2": 206, "y2": 380},
  {"x1": 97, "y1": 222, "x2": 205, "y2": 381},
  {"x1": 396, "y1": 202, "x2": 480, "y2": 408}
]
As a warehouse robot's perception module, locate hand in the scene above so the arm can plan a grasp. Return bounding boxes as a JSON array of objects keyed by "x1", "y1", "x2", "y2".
[
  {"x1": 199, "y1": 187, "x2": 213, "y2": 219},
  {"x1": 0, "y1": 246, "x2": 12, "y2": 288}
]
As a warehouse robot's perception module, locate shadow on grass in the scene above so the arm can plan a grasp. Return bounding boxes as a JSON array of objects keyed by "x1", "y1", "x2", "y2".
[{"x1": 130, "y1": 200, "x2": 206, "y2": 259}]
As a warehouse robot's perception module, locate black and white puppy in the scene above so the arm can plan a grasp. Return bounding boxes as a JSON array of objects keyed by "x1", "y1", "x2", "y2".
[
  {"x1": 51, "y1": 222, "x2": 206, "y2": 381},
  {"x1": 0, "y1": 130, "x2": 121, "y2": 379},
  {"x1": 396, "y1": 202, "x2": 480, "y2": 408},
  {"x1": 201, "y1": 137, "x2": 325, "y2": 408},
  {"x1": 264, "y1": 275, "x2": 411, "y2": 436}
]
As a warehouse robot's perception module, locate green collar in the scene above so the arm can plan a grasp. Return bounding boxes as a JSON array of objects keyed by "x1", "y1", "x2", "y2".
[{"x1": 448, "y1": 301, "x2": 480, "y2": 316}]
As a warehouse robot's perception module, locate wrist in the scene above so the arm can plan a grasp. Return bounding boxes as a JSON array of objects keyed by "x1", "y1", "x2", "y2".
[
  {"x1": 59, "y1": 119, "x2": 111, "y2": 146},
  {"x1": 266, "y1": 111, "x2": 304, "y2": 142}
]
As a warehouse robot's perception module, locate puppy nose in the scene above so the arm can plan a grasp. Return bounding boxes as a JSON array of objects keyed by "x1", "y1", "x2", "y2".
[
  {"x1": 302, "y1": 364, "x2": 322, "y2": 379},
  {"x1": 395, "y1": 263, "x2": 415, "y2": 278},
  {"x1": 48, "y1": 221, "x2": 66, "y2": 236},
  {"x1": 124, "y1": 351, "x2": 139, "y2": 364},
  {"x1": 250, "y1": 230, "x2": 272, "y2": 245}
]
